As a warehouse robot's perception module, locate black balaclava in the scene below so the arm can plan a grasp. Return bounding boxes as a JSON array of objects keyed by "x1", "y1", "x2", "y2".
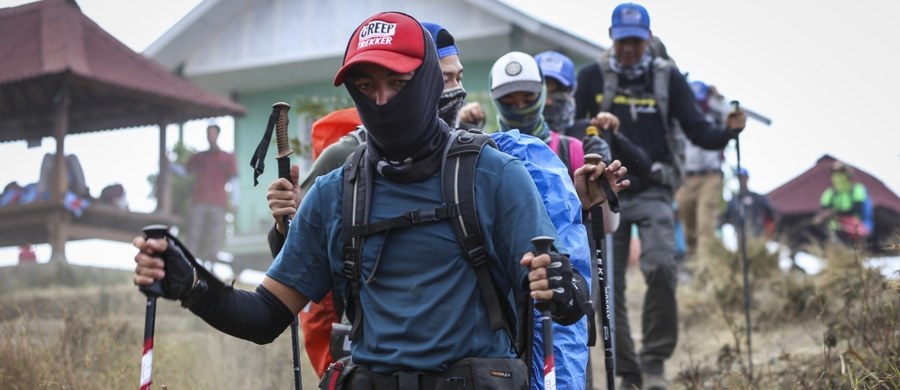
[
  {"x1": 438, "y1": 87, "x2": 466, "y2": 128},
  {"x1": 342, "y1": 19, "x2": 449, "y2": 184}
]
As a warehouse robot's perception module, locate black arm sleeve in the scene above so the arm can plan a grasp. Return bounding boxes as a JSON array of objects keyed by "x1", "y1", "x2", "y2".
[
  {"x1": 611, "y1": 132, "x2": 653, "y2": 177},
  {"x1": 267, "y1": 224, "x2": 286, "y2": 258},
  {"x1": 188, "y1": 285, "x2": 295, "y2": 345},
  {"x1": 574, "y1": 64, "x2": 601, "y2": 120}
]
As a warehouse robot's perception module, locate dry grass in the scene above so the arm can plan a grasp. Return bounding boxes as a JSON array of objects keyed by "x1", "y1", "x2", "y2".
[
  {"x1": 663, "y1": 236, "x2": 900, "y2": 390},
  {"x1": 2, "y1": 241, "x2": 897, "y2": 389},
  {"x1": 0, "y1": 263, "x2": 317, "y2": 389}
]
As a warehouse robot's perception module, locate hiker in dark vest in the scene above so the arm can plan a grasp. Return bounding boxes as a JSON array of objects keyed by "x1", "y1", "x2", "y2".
[
  {"x1": 265, "y1": 21, "x2": 630, "y2": 388},
  {"x1": 134, "y1": 12, "x2": 591, "y2": 388},
  {"x1": 573, "y1": 3, "x2": 748, "y2": 389}
]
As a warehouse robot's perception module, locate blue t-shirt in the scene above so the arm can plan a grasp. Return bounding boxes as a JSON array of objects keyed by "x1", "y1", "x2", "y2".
[
  {"x1": 267, "y1": 146, "x2": 559, "y2": 374},
  {"x1": 493, "y1": 130, "x2": 591, "y2": 390}
]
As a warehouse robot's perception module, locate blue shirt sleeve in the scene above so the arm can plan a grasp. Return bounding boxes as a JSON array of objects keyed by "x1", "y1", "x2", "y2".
[{"x1": 266, "y1": 168, "x2": 344, "y2": 303}]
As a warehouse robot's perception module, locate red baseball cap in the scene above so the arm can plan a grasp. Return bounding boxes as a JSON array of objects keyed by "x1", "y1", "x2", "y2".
[{"x1": 333, "y1": 12, "x2": 425, "y2": 86}]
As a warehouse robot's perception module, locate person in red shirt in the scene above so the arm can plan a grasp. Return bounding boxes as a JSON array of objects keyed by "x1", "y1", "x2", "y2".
[{"x1": 185, "y1": 124, "x2": 237, "y2": 262}]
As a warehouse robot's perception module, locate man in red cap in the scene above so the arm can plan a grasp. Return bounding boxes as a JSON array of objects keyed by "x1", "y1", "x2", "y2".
[
  {"x1": 266, "y1": 19, "x2": 627, "y2": 386},
  {"x1": 133, "y1": 11, "x2": 588, "y2": 387}
]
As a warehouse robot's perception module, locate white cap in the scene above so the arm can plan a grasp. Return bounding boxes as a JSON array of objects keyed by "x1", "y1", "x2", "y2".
[{"x1": 490, "y1": 51, "x2": 543, "y2": 99}]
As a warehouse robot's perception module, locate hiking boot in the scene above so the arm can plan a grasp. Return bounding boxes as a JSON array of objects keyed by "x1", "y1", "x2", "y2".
[
  {"x1": 620, "y1": 374, "x2": 642, "y2": 390},
  {"x1": 643, "y1": 373, "x2": 667, "y2": 390}
]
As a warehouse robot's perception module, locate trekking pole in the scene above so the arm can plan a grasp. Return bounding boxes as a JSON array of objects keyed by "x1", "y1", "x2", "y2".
[
  {"x1": 248, "y1": 100, "x2": 302, "y2": 389},
  {"x1": 531, "y1": 236, "x2": 557, "y2": 390},
  {"x1": 273, "y1": 102, "x2": 303, "y2": 390},
  {"x1": 138, "y1": 225, "x2": 169, "y2": 390},
  {"x1": 584, "y1": 152, "x2": 616, "y2": 390},
  {"x1": 731, "y1": 100, "x2": 753, "y2": 382}
]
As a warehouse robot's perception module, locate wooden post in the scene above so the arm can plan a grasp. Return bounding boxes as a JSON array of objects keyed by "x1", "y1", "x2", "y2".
[
  {"x1": 156, "y1": 122, "x2": 172, "y2": 214},
  {"x1": 49, "y1": 82, "x2": 70, "y2": 263}
]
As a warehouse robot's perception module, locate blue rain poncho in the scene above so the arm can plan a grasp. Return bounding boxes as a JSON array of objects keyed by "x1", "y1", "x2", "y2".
[{"x1": 493, "y1": 130, "x2": 590, "y2": 390}]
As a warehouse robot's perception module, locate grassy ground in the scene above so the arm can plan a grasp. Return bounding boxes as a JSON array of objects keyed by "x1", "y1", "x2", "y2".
[
  {"x1": 1, "y1": 239, "x2": 897, "y2": 389},
  {"x1": 589, "y1": 237, "x2": 900, "y2": 389}
]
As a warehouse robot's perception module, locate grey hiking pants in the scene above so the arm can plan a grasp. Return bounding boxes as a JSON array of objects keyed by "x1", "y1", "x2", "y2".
[
  {"x1": 186, "y1": 203, "x2": 227, "y2": 262},
  {"x1": 612, "y1": 186, "x2": 679, "y2": 377}
]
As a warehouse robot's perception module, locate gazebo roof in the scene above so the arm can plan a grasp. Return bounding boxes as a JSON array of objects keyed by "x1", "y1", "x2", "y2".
[{"x1": 0, "y1": 0, "x2": 245, "y2": 143}]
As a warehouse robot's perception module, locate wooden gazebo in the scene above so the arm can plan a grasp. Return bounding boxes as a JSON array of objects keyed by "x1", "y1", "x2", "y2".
[{"x1": 0, "y1": 0, "x2": 245, "y2": 262}]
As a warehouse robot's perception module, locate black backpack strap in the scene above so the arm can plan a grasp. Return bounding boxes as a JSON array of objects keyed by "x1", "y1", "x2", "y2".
[
  {"x1": 441, "y1": 130, "x2": 510, "y2": 336},
  {"x1": 555, "y1": 133, "x2": 574, "y2": 179},
  {"x1": 350, "y1": 206, "x2": 459, "y2": 237},
  {"x1": 341, "y1": 142, "x2": 370, "y2": 342}
]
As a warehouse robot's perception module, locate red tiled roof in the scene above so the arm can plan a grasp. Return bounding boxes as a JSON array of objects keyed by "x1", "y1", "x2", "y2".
[
  {"x1": 0, "y1": 0, "x2": 245, "y2": 142},
  {"x1": 767, "y1": 154, "x2": 900, "y2": 216}
]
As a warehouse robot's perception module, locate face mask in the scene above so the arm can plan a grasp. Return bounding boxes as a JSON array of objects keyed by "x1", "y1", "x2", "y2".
[
  {"x1": 609, "y1": 49, "x2": 652, "y2": 80},
  {"x1": 438, "y1": 86, "x2": 467, "y2": 128},
  {"x1": 543, "y1": 91, "x2": 575, "y2": 130},
  {"x1": 494, "y1": 85, "x2": 550, "y2": 141}
]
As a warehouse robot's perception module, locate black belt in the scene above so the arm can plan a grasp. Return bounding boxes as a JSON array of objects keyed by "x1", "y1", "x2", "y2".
[
  {"x1": 348, "y1": 367, "x2": 471, "y2": 390},
  {"x1": 686, "y1": 169, "x2": 721, "y2": 176},
  {"x1": 341, "y1": 357, "x2": 525, "y2": 390}
]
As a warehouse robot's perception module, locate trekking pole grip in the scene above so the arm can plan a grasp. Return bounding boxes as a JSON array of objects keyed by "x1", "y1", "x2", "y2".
[
  {"x1": 583, "y1": 153, "x2": 605, "y2": 204},
  {"x1": 531, "y1": 236, "x2": 555, "y2": 312},
  {"x1": 140, "y1": 225, "x2": 169, "y2": 298},
  {"x1": 531, "y1": 236, "x2": 557, "y2": 390}
]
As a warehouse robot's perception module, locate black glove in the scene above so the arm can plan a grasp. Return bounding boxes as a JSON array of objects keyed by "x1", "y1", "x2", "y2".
[
  {"x1": 544, "y1": 252, "x2": 574, "y2": 317},
  {"x1": 554, "y1": 271, "x2": 593, "y2": 325},
  {"x1": 158, "y1": 237, "x2": 197, "y2": 302},
  {"x1": 154, "y1": 237, "x2": 212, "y2": 308}
]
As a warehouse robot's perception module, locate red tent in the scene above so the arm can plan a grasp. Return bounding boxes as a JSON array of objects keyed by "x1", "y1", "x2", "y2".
[{"x1": 767, "y1": 154, "x2": 900, "y2": 253}]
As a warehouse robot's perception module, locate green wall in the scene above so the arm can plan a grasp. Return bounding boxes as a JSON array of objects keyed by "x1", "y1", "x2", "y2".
[
  {"x1": 225, "y1": 53, "x2": 592, "y2": 248},
  {"x1": 232, "y1": 81, "x2": 348, "y2": 238}
]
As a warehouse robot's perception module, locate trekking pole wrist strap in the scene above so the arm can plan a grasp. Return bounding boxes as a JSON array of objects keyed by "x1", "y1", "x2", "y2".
[{"x1": 180, "y1": 275, "x2": 209, "y2": 308}]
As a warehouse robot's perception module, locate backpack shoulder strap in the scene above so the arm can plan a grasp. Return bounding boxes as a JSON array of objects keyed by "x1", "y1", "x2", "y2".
[
  {"x1": 347, "y1": 127, "x2": 366, "y2": 145},
  {"x1": 652, "y1": 57, "x2": 688, "y2": 187},
  {"x1": 341, "y1": 141, "x2": 370, "y2": 341},
  {"x1": 441, "y1": 129, "x2": 511, "y2": 335},
  {"x1": 598, "y1": 51, "x2": 618, "y2": 114},
  {"x1": 652, "y1": 57, "x2": 673, "y2": 131}
]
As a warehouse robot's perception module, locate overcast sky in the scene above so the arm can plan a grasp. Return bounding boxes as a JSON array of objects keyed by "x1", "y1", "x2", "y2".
[{"x1": 1, "y1": 0, "x2": 897, "y2": 265}]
